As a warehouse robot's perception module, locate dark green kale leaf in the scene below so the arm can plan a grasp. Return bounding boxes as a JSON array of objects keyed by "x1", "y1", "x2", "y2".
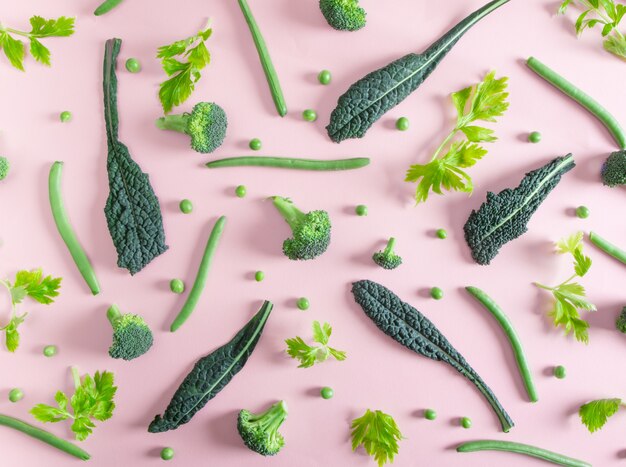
[
  {"x1": 148, "y1": 301, "x2": 273, "y2": 433},
  {"x1": 103, "y1": 38, "x2": 168, "y2": 275},
  {"x1": 351, "y1": 280, "x2": 514, "y2": 433},
  {"x1": 464, "y1": 154, "x2": 575, "y2": 265}
]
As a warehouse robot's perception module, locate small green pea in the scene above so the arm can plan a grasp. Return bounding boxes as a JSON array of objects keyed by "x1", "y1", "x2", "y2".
[
  {"x1": 528, "y1": 131, "x2": 542, "y2": 143},
  {"x1": 575, "y1": 206, "x2": 590, "y2": 219},
  {"x1": 59, "y1": 111, "x2": 72, "y2": 123},
  {"x1": 554, "y1": 365, "x2": 566, "y2": 379},
  {"x1": 249, "y1": 138, "x2": 262, "y2": 151},
  {"x1": 302, "y1": 109, "x2": 317, "y2": 122},
  {"x1": 355, "y1": 205, "x2": 368, "y2": 216},
  {"x1": 125, "y1": 58, "x2": 141, "y2": 73},
  {"x1": 461, "y1": 417, "x2": 472, "y2": 429},
  {"x1": 254, "y1": 271, "x2": 265, "y2": 282},
  {"x1": 436, "y1": 229, "x2": 447, "y2": 239},
  {"x1": 179, "y1": 199, "x2": 193, "y2": 214},
  {"x1": 320, "y1": 387, "x2": 334, "y2": 399},
  {"x1": 170, "y1": 279, "x2": 185, "y2": 294},
  {"x1": 424, "y1": 409, "x2": 437, "y2": 420},
  {"x1": 318, "y1": 70, "x2": 332, "y2": 85},
  {"x1": 430, "y1": 287, "x2": 444, "y2": 300},
  {"x1": 235, "y1": 185, "x2": 247, "y2": 198},
  {"x1": 9, "y1": 388, "x2": 24, "y2": 403},
  {"x1": 396, "y1": 117, "x2": 410, "y2": 131},
  {"x1": 160, "y1": 447, "x2": 174, "y2": 461},
  {"x1": 297, "y1": 297, "x2": 310, "y2": 310},
  {"x1": 43, "y1": 345, "x2": 57, "y2": 357}
]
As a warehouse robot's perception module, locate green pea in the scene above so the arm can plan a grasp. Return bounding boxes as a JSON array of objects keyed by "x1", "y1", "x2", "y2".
[
  {"x1": 396, "y1": 117, "x2": 410, "y2": 131},
  {"x1": 59, "y1": 111, "x2": 72, "y2": 123},
  {"x1": 554, "y1": 365, "x2": 566, "y2": 379},
  {"x1": 318, "y1": 70, "x2": 332, "y2": 85},
  {"x1": 9, "y1": 388, "x2": 24, "y2": 403},
  {"x1": 575, "y1": 206, "x2": 590, "y2": 219},
  {"x1": 320, "y1": 387, "x2": 334, "y2": 399},
  {"x1": 254, "y1": 271, "x2": 265, "y2": 282},
  {"x1": 424, "y1": 409, "x2": 437, "y2": 420},
  {"x1": 355, "y1": 205, "x2": 368, "y2": 216},
  {"x1": 528, "y1": 131, "x2": 542, "y2": 143},
  {"x1": 43, "y1": 345, "x2": 57, "y2": 357},
  {"x1": 302, "y1": 109, "x2": 317, "y2": 122},
  {"x1": 436, "y1": 229, "x2": 447, "y2": 239},
  {"x1": 461, "y1": 417, "x2": 472, "y2": 429},
  {"x1": 125, "y1": 58, "x2": 141, "y2": 73},
  {"x1": 249, "y1": 138, "x2": 262, "y2": 151},
  {"x1": 160, "y1": 447, "x2": 174, "y2": 461},
  {"x1": 179, "y1": 199, "x2": 193, "y2": 214},
  {"x1": 235, "y1": 185, "x2": 247, "y2": 198},
  {"x1": 170, "y1": 279, "x2": 185, "y2": 294},
  {"x1": 297, "y1": 297, "x2": 310, "y2": 310},
  {"x1": 430, "y1": 287, "x2": 444, "y2": 300}
]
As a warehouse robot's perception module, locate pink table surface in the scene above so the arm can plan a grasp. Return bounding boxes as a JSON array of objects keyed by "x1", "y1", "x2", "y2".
[{"x1": 1, "y1": 0, "x2": 624, "y2": 466}]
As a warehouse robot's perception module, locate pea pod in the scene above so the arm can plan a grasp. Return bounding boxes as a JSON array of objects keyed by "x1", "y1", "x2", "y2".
[
  {"x1": 94, "y1": 0, "x2": 124, "y2": 15},
  {"x1": 589, "y1": 231, "x2": 626, "y2": 266},
  {"x1": 206, "y1": 156, "x2": 370, "y2": 171}
]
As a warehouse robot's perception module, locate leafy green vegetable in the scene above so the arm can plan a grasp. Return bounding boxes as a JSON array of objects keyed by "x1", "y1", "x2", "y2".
[
  {"x1": 351, "y1": 409, "x2": 403, "y2": 467},
  {"x1": 405, "y1": 71, "x2": 509, "y2": 203},
  {"x1": 351, "y1": 280, "x2": 514, "y2": 432},
  {"x1": 325, "y1": 0, "x2": 510, "y2": 143},
  {"x1": 285, "y1": 321, "x2": 347, "y2": 368},
  {"x1": 0, "y1": 16, "x2": 75, "y2": 70},
  {"x1": 149, "y1": 301, "x2": 273, "y2": 433},
  {"x1": 464, "y1": 155, "x2": 575, "y2": 265},
  {"x1": 559, "y1": 0, "x2": 626, "y2": 60},
  {"x1": 579, "y1": 398, "x2": 624, "y2": 432},
  {"x1": 31, "y1": 367, "x2": 117, "y2": 441},
  {"x1": 157, "y1": 23, "x2": 212, "y2": 114},
  {"x1": 535, "y1": 232, "x2": 596, "y2": 344},
  {"x1": 237, "y1": 400, "x2": 288, "y2": 456},
  {"x1": 103, "y1": 38, "x2": 168, "y2": 275}
]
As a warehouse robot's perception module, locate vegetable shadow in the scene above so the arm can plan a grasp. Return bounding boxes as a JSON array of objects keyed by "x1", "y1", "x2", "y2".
[
  {"x1": 65, "y1": 304, "x2": 113, "y2": 357},
  {"x1": 586, "y1": 302, "x2": 623, "y2": 332},
  {"x1": 349, "y1": 240, "x2": 380, "y2": 268},
  {"x1": 243, "y1": 199, "x2": 285, "y2": 258},
  {"x1": 206, "y1": 409, "x2": 245, "y2": 449},
  {"x1": 572, "y1": 152, "x2": 606, "y2": 184}
]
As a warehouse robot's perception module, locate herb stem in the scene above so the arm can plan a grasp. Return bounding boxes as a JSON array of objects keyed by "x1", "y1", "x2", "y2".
[
  {"x1": 559, "y1": 274, "x2": 579, "y2": 287},
  {"x1": 71, "y1": 366, "x2": 81, "y2": 390},
  {"x1": 533, "y1": 282, "x2": 553, "y2": 291},
  {"x1": 430, "y1": 129, "x2": 458, "y2": 161}
]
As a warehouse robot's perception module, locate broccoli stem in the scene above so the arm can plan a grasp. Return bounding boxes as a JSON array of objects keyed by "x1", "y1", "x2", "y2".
[
  {"x1": 384, "y1": 237, "x2": 397, "y2": 255},
  {"x1": 271, "y1": 197, "x2": 306, "y2": 231},
  {"x1": 70, "y1": 366, "x2": 81, "y2": 390},
  {"x1": 106, "y1": 304, "x2": 123, "y2": 328},
  {"x1": 156, "y1": 114, "x2": 189, "y2": 134},
  {"x1": 249, "y1": 401, "x2": 288, "y2": 433}
]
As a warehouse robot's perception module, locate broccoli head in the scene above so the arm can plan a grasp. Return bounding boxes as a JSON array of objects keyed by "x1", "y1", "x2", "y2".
[
  {"x1": 617, "y1": 307, "x2": 626, "y2": 334},
  {"x1": 601, "y1": 150, "x2": 626, "y2": 187},
  {"x1": 0, "y1": 157, "x2": 9, "y2": 181},
  {"x1": 107, "y1": 304, "x2": 154, "y2": 361},
  {"x1": 237, "y1": 401, "x2": 288, "y2": 456},
  {"x1": 156, "y1": 102, "x2": 227, "y2": 154},
  {"x1": 271, "y1": 196, "x2": 331, "y2": 261},
  {"x1": 372, "y1": 237, "x2": 403, "y2": 270},
  {"x1": 319, "y1": 0, "x2": 366, "y2": 31}
]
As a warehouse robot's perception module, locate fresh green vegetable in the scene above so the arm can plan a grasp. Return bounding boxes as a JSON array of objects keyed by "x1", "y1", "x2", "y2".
[
  {"x1": 156, "y1": 102, "x2": 227, "y2": 154},
  {"x1": 125, "y1": 57, "x2": 140, "y2": 73},
  {"x1": 0, "y1": 16, "x2": 75, "y2": 70},
  {"x1": 457, "y1": 440, "x2": 591, "y2": 467},
  {"x1": 156, "y1": 23, "x2": 213, "y2": 114},
  {"x1": 238, "y1": 0, "x2": 287, "y2": 116},
  {"x1": 554, "y1": 365, "x2": 567, "y2": 379},
  {"x1": 206, "y1": 156, "x2": 370, "y2": 171},
  {"x1": 235, "y1": 185, "x2": 247, "y2": 198},
  {"x1": 356, "y1": 205, "x2": 368, "y2": 216},
  {"x1": 351, "y1": 409, "x2": 402, "y2": 467},
  {"x1": 107, "y1": 304, "x2": 153, "y2": 360},
  {"x1": 296, "y1": 297, "x2": 310, "y2": 310},
  {"x1": 103, "y1": 38, "x2": 168, "y2": 275},
  {"x1": 528, "y1": 131, "x2": 541, "y2": 143},
  {"x1": 424, "y1": 409, "x2": 437, "y2": 420},
  {"x1": 0, "y1": 156, "x2": 8, "y2": 180},
  {"x1": 0, "y1": 413, "x2": 90, "y2": 460},
  {"x1": 558, "y1": 0, "x2": 626, "y2": 60},
  {"x1": 249, "y1": 138, "x2": 262, "y2": 150},
  {"x1": 406, "y1": 71, "x2": 509, "y2": 203},
  {"x1": 579, "y1": 398, "x2": 625, "y2": 432},
  {"x1": 575, "y1": 206, "x2": 590, "y2": 218},
  {"x1": 320, "y1": 387, "x2": 334, "y2": 399},
  {"x1": 94, "y1": 0, "x2": 124, "y2": 16},
  {"x1": 160, "y1": 447, "x2": 174, "y2": 460},
  {"x1": 464, "y1": 155, "x2": 575, "y2": 265},
  {"x1": 170, "y1": 279, "x2": 185, "y2": 294},
  {"x1": 237, "y1": 400, "x2": 288, "y2": 456},
  {"x1": 149, "y1": 301, "x2": 273, "y2": 432},
  {"x1": 271, "y1": 196, "x2": 331, "y2": 261},
  {"x1": 430, "y1": 287, "x2": 443, "y2": 300},
  {"x1": 601, "y1": 150, "x2": 626, "y2": 187},
  {"x1": 0, "y1": 269, "x2": 61, "y2": 352},
  {"x1": 395, "y1": 117, "x2": 410, "y2": 131},
  {"x1": 319, "y1": 0, "x2": 367, "y2": 31},
  {"x1": 285, "y1": 321, "x2": 347, "y2": 368},
  {"x1": 326, "y1": 0, "x2": 510, "y2": 143},
  {"x1": 49, "y1": 162, "x2": 100, "y2": 295},
  {"x1": 372, "y1": 238, "x2": 402, "y2": 270},
  {"x1": 534, "y1": 232, "x2": 596, "y2": 343},
  {"x1": 461, "y1": 417, "x2": 472, "y2": 429},
  {"x1": 589, "y1": 231, "x2": 626, "y2": 265},
  {"x1": 436, "y1": 229, "x2": 447, "y2": 239},
  {"x1": 43, "y1": 345, "x2": 58, "y2": 357},
  {"x1": 526, "y1": 57, "x2": 626, "y2": 149},
  {"x1": 254, "y1": 271, "x2": 265, "y2": 282},
  {"x1": 31, "y1": 366, "x2": 117, "y2": 441},
  {"x1": 170, "y1": 216, "x2": 226, "y2": 332},
  {"x1": 302, "y1": 109, "x2": 317, "y2": 122},
  {"x1": 59, "y1": 111, "x2": 72, "y2": 122},
  {"x1": 179, "y1": 199, "x2": 193, "y2": 214},
  {"x1": 616, "y1": 307, "x2": 626, "y2": 333},
  {"x1": 9, "y1": 388, "x2": 24, "y2": 403},
  {"x1": 466, "y1": 286, "x2": 538, "y2": 402},
  {"x1": 351, "y1": 280, "x2": 514, "y2": 432},
  {"x1": 318, "y1": 69, "x2": 332, "y2": 85}
]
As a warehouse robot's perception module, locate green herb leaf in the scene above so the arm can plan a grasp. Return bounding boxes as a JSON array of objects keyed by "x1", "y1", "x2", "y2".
[
  {"x1": 4, "y1": 316, "x2": 24, "y2": 352},
  {"x1": 285, "y1": 321, "x2": 347, "y2": 368},
  {"x1": 12, "y1": 269, "x2": 61, "y2": 305},
  {"x1": 603, "y1": 34, "x2": 626, "y2": 59},
  {"x1": 29, "y1": 39, "x2": 51, "y2": 65},
  {"x1": 579, "y1": 398, "x2": 622, "y2": 432},
  {"x1": 0, "y1": 33, "x2": 25, "y2": 71},
  {"x1": 28, "y1": 16, "x2": 75, "y2": 38},
  {"x1": 351, "y1": 409, "x2": 403, "y2": 467},
  {"x1": 556, "y1": 231, "x2": 583, "y2": 254}
]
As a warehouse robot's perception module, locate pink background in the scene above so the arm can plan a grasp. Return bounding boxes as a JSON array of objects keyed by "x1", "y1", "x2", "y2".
[{"x1": 1, "y1": 0, "x2": 625, "y2": 465}]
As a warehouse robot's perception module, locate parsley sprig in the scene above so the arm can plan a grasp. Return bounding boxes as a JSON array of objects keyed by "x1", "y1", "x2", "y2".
[
  {"x1": 559, "y1": 0, "x2": 626, "y2": 60},
  {"x1": 0, "y1": 16, "x2": 75, "y2": 70},
  {"x1": 285, "y1": 321, "x2": 347, "y2": 368},
  {"x1": 535, "y1": 232, "x2": 596, "y2": 343},
  {"x1": 351, "y1": 409, "x2": 403, "y2": 467},
  {"x1": 579, "y1": 398, "x2": 625, "y2": 432},
  {"x1": 405, "y1": 71, "x2": 509, "y2": 204}
]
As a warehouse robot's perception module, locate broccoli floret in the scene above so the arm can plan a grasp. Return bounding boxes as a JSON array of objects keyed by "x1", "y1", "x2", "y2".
[
  {"x1": 601, "y1": 150, "x2": 626, "y2": 187},
  {"x1": 617, "y1": 307, "x2": 626, "y2": 334},
  {"x1": 156, "y1": 102, "x2": 227, "y2": 154},
  {"x1": 0, "y1": 157, "x2": 9, "y2": 181},
  {"x1": 319, "y1": 0, "x2": 366, "y2": 31},
  {"x1": 372, "y1": 237, "x2": 403, "y2": 270},
  {"x1": 107, "y1": 304, "x2": 154, "y2": 361},
  {"x1": 271, "y1": 196, "x2": 331, "y2": 261},
  {"x1": 237, "y1": 401, "x2": 288, "y2": 456}
]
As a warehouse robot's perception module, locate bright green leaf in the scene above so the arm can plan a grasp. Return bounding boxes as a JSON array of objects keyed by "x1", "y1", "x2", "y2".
[
  {"x1": 0, "y1": 33, "x2": 25, "y2": 71},
  {"x1": 579, "y1": 398, "x2": 622, "y2": 432},
  {"x1": 30, "y1": 38, "x2": 51, "y2": 66}
]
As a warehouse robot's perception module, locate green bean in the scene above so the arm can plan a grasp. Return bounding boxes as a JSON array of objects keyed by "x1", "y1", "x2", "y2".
[
  {"x1": 589, "y1": 231, "x2": 626, "y2": 265},
  {"x1": 238, "y1": 0, "x2": 287, "y2": 117},
  {"x1": 457, "y1": 440, "x2": 591, "y2": 467},
  {"x1": 94, "y1": 0, "x2": 124, "y2": 16},
  {"x1": 466, "y1": 286, "x2": 538, "y2": 402},
  {"x1": 527, "y1": 57, "x2": 626, "y2": 149},
  {"x1": 170, "y1": 216, "x2": 227, "y2": 332},
  {"x1": 0, "y1": 413, "x2": 90, "y2": 460},
  {"x1": 49, "y1": 162, "x2": 100, "y2": 295},
  {"x1": 206, "y1": 156, "x2": 370, "y2": 171}
]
